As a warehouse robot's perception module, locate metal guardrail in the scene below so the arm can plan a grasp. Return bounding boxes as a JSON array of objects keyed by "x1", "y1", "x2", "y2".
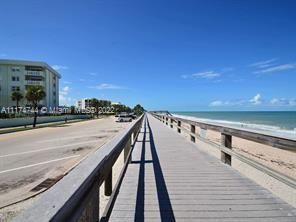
[{"x1": 15, "y1": 114, "x2": 144, "y2": 222}]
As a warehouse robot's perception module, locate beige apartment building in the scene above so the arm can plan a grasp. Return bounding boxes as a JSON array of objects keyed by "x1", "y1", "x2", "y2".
[
  {"x1": 0, "y1": 59, "x2": 61, "y2": 108},
  {"x1": 75, "y1": 98, "x2": 92, "y2": 110}
]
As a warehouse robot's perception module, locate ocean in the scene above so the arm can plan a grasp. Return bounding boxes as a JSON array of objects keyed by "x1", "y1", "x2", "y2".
[{"x1": 172, "y1": 111, "x2": 296, "y2": 139}]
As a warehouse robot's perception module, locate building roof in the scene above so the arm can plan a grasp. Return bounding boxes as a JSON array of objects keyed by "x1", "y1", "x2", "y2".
[{"x1": 0, "y1": 59, "x2": 61, "y2": 78}]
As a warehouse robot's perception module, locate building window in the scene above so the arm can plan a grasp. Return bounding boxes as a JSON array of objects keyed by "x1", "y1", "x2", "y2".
[
  {"x1": 11, "y1": 67, "x2": 20, "y2": 72},
  {"x1": 12, "y1": 76, "x2": 20, "y2": 81},
  {"x1": 11, "y1": 86, "x2": 20, "y2": 92}
]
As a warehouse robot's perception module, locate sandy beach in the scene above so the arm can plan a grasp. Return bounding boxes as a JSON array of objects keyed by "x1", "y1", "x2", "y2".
[{"x1": 203, "y1": 130, "x2": 296, "y2": 179}]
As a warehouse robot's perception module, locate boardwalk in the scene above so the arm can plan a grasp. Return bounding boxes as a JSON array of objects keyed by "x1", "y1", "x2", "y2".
[{"x1": 109, "y1": 114, "x2": 296, "y2": 222}]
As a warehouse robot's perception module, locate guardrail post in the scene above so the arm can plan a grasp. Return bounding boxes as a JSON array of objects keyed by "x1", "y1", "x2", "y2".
[
  {"x1": 190, "y1": 125, "x2": 196, "y2": 142},
  {"x1": 221, "y1": 133, "x2": 232, "y2": 165},
  {"x1": 105, "y1": 168, "x2": 112, "y2": 196},
  {"x1": 124, "y1": 137, "x2": 132, "y2": 162},
  {"x1": 177, "y1": 121, "x2": 181, "y2": 133},
  {"x1": 92, "y1": 179, "x2": 100, "y2": 220},
  {"x1": 170, "y1": 119, "x2": 173, "y2": 128}
]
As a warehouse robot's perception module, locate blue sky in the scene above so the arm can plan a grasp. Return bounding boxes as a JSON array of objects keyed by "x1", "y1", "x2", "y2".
[{"x1": 1, "y1": 0, "x2": 296, "y2": 111}]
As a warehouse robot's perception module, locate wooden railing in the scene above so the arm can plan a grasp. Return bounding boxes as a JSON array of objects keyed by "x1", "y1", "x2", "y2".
[
  {"x1": 15, "y1": 114, "x2": 144, "y2": 222},
  {"x1": 151, "y1": 112, "x2": 296, "y2": 166}
]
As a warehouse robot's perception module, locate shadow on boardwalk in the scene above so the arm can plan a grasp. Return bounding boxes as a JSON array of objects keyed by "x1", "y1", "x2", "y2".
[{"x1": 133, "y1": 117, "x2": 175, "y2": 222}]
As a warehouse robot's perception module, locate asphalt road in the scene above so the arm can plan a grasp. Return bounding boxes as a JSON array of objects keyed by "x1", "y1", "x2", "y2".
[{"x1": 0, "y1": 116, "x2": 130, "y2": 208}]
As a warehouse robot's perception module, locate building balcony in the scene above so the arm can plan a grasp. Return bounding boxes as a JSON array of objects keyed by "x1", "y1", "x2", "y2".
[
  {"x1": 25, "y1": 80, "x2": 44, "y2": 86},
  {"x1": 25, "y1": 71, "x2": 45, "y2": 77}
]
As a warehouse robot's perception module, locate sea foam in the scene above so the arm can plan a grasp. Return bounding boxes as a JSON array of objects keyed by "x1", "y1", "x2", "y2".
[{"x1": 173, "y1": 114, "x2": 296, "y2": 140}]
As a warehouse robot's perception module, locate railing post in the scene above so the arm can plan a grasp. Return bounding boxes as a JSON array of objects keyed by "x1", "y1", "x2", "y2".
[
  {"x1": 221, "y1": 133, "x2": 232, "y2": 165},
  {"x1": 124, "y1": 136, "x2": 132, "y2": 162},
  {"x1": 177, "y1": 120, "x2": 181, "y2": 133},
  {"x1": 166, "y1": 117, "x2": 168, "y2": 125},
  {"x1": 105, "y1": 168, "x2": 112, "y2": 196},
  {"x1": 190, "y1": 124, "x2": 196, "y2": 143},
  {"x1": 92, "y1": 179, "x2": 100, "y2": 220},
  {"x1": 170, "y1": 118, "x2": 173, "y2": 128}
]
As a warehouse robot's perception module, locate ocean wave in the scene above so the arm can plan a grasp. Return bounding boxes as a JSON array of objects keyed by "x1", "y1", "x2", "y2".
[{"x1": 173, "y1": 114, "x2": 296, "y2": 139}]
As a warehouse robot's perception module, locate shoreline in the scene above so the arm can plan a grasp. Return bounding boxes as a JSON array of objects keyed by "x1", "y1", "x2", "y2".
[{"x1": 173, "y1": 113, "x2": 296, "y2": 140}]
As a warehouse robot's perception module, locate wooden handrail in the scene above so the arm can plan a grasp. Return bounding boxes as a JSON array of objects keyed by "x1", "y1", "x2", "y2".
[
  {"x1": 15, "y1": 114, "x2": 144, "y2": 222},
  {"x1": 151, "y1": 113, "x2": 296, "y2": 151}
]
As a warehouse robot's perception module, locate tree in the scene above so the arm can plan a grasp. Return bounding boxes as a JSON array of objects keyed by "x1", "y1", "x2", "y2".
[
  {"x1": 133, "y1": 104, "x2": 145, "y2": 116},
  {"x1": 11, "y1": 91, "x2": 23, "y2": 113},
  {"x1": 112, "y1": 104, "x2": 132, "y2": 114},
  {"x1": 99, "y1": 100, "x2": 111, "y2": 113},
  {"x1": 91, "y1": 98, "x2": 100, "y2": 117},
  {"x1": 91, "y1": 99, "x2": 112, "y2": 117},
  {"x1": 25, "y1": 86, "x2": 46, "y2": 127}
]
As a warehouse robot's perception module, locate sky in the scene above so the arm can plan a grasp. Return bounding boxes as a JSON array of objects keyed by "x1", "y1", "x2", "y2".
[{"x1": 0, "y1": 0, "x2": 296, "y2": 111}]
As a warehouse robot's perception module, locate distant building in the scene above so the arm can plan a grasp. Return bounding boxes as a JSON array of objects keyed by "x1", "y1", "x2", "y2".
[
  {"x1": 111, "y1": 102, "x2": 121, "y2": 105},
  {"x1": 75, "y1": 98, "x2": 92, "y2": 110},
  {"x1": 0, "y1": 59, "x2": 61, "y2": 108}
]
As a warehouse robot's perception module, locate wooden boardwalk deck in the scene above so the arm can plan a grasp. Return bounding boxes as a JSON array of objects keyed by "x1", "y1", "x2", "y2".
[{"x1": 108, "y1": 114, "x2": 296, "y2": 222}]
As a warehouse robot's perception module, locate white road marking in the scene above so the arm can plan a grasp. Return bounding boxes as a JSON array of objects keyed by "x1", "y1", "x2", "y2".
[
  {"x1": 34, "y1": 134, "x2": 104, "y2": 144},
  {"x1": 0, "y1": 155, "x2": 80, "y2": 174},
  {"x1": 0, "y1": 140, "x2": 98, "y2": 158}
]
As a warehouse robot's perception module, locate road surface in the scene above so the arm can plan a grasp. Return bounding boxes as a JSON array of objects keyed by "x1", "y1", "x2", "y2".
[{"x1": 0, "y1": 116, "x2": 130, "y2": 209}]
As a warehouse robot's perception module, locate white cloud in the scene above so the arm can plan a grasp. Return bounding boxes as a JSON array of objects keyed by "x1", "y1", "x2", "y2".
[
  {"x1": 270, "y1": 98, "x2": 296, "y2": 106},
  {"x1": 95, "y1": 83, "x2": 122, "y2": 90},
  {"x1": 209, "y1": 94, "x2": 296, "y2": 107},
  {"x1": 59, "y1": 85, "x2": 74, "y2": 106},
  {"x1": 209, "y1": 101, "x2": 224, "y2": 106},
  {"x1": 62, "y1": 86, "x2": 70, "y2": 93},
  {"x1": 192, "y1": 71, "x2": 221, "y2": 79},
  {"x1": 181, "y1": 70, "x2": 221, "y2": 80},
  {"x1": 209, "y1": 94, "x2": 262, "y2": 107},
  {"x1": 52, "y1": 65, "x2": 69, "y2": 71},
  {"x1": 209, "y1": 100, "x2": 245, "y2": 107},
  {"x1": 251, "y1": 58, "x2": 296, "y2": 74},
  {"x1": 249, "y1": 93, "x2": 262, "y2": 105},
  {"x1": 254, "y1": 63, "x2": 296, "y2": 74},
  {"x1": 250, "y1": 58, "x2": 278, "y2": 68},
  {"x1": 63, "y1": 80, "x2": 72, "y2": 84},
  {"x1": 89, "y1": 72, "x2": 97, "y2": 76},
  {"x1": 59, "y1": 95, "x2": 75, "y2": 106}
]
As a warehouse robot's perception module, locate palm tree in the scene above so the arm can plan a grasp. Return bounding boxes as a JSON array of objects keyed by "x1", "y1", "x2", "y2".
[
  {"x1": 91, "y1": 98, "x2": 100, "y2": 117},
  {"x1": 25, "y1": 86, "x2": 46, "y2": 127},
  {"x1": 11, "y1": 91, "x2": 23, "y2": 113}
]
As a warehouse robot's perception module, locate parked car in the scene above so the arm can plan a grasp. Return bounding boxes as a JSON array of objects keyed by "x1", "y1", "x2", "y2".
[{"x1": 116, "y1": 113, "x2": 132, "y2": 122}]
